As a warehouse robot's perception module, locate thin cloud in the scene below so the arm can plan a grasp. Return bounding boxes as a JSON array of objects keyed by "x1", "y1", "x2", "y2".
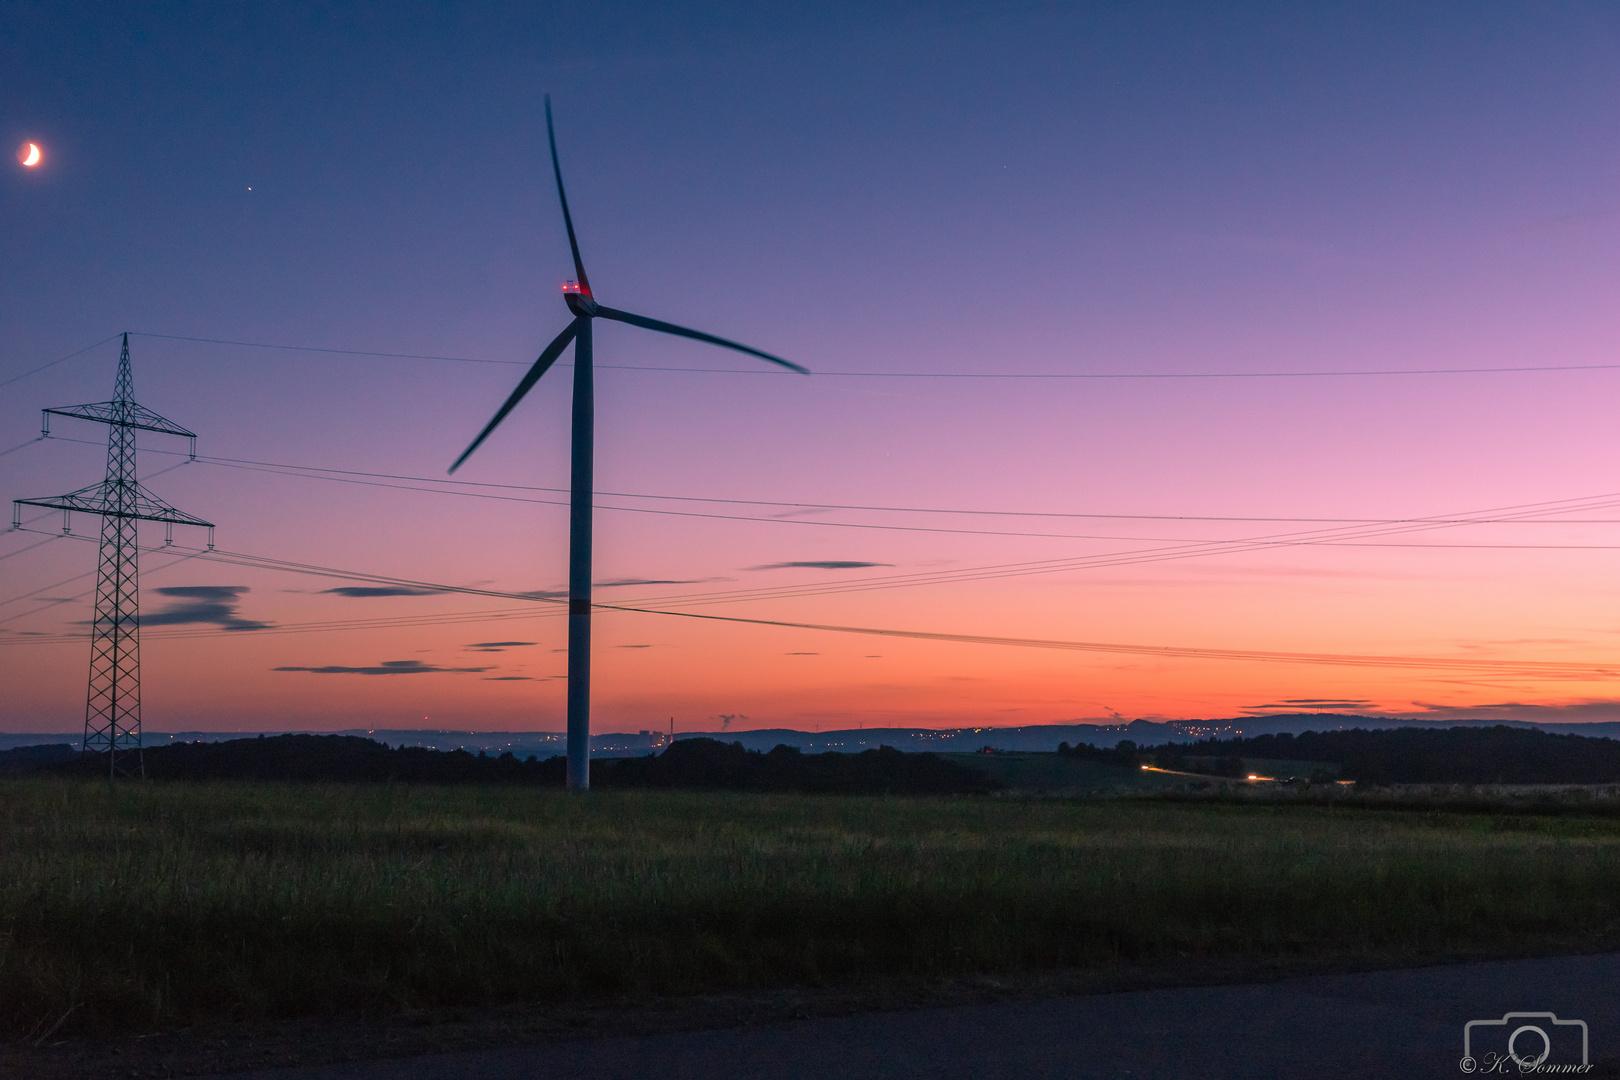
[
  {"x1": 156, "y1": 586, "x2": 246, "y2": 601},
  {"x1": 618, "y1": 644, "x2": 654, "y2": 649},
  {"x1": 483, "y1": 675, "x2": 536, "y2": 681},
  {"x1": 321, "y1": 586, "x2": 443, "y2": 598},
  {"x1": 146, "y1": 586, "x2": 270, "y2": 631},
  {"x1": 1411, "y1": 700, "x2": 1620, "y2": 723},
  {"x1": 750, "y1": 561, "x2": 891, "y2": 570},
  {"x1": 595, "y1": 577, "x2": 729, "y2": 588},
  {"x1": 274, "y1": 660, "x2": 492, "y2": 676},
  {"x1": 465, "y1": 641, "x2": 538, "y2": 652}
]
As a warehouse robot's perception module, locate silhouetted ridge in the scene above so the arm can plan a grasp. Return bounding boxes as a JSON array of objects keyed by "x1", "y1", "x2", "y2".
[
  {"x1": 44, "y1": 734, "x2": 564, "y2": 784},
  {"x1": 37, "y1": 733, "x2": 993, "y2": 793},
  {"x1": 603, "y1": 737, "x2": 995, "y2": 794},
  {"x1": 0, "y1": 743, "x2": 77, "y2": 774},
  {"x1": 1159, "y1": 725, "x2": 1620, "y2": 784}
]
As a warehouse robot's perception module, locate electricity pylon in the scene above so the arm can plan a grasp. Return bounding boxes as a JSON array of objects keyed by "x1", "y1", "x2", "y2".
[{"x1": 13, "y1": 334, "x2": 212, "y2": 779}]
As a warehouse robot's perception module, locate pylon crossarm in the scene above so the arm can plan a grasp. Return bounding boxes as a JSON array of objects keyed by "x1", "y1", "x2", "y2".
[
  {"x1": 13, "y1": 486, "x2": 213, "y2": 528},
  {"x1": 43, "y1": 401, "x2": 197, "y2": 439}
]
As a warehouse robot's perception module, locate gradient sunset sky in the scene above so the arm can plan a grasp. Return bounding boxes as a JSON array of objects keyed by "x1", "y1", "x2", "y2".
[{"x1": 5, "y1": 2, "x2": 1620, "y2": 734}]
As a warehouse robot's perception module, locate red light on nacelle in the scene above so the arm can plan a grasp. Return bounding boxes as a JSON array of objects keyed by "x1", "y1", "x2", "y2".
[{"x1": 562, "y1": 281, "x2": 581, "y2": 293}]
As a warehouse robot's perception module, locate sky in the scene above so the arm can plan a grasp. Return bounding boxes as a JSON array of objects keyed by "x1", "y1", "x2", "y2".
[{"x1": 4, "y1": 1, "x2": 1620, "y2": 735}]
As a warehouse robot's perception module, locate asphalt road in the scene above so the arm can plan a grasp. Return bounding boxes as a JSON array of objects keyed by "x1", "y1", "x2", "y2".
[{"x1": 245, "y1": 952, "x2": 1620, "y2": 1079}]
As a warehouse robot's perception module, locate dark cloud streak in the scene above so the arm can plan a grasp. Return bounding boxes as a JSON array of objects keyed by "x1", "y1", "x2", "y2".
[
  {"x1": 465, "y1": 640, "x2": 538, "y2": 652},
  {"x1": 749, "y1": 561, "x2": 891, "y2": 570},
  {"x1": 320, "y1": 586, "x2": 443, "y2": 598},
  {"x1": 274, "y1": 660, "x2": 491, "y2": 676},
  {"x1": 146, "y1": 585, "x2": 270, "y2": 631}
]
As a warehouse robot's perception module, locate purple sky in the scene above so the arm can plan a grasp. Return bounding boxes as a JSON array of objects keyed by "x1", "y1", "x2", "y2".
[{"x1": 5, "y1": 3, "x2": 1620, "y2": 734}]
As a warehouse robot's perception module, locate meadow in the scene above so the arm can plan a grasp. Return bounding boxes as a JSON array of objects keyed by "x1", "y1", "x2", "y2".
[{"x1": 6, "y1": 777, "x2": 1620, "y2": 1039}]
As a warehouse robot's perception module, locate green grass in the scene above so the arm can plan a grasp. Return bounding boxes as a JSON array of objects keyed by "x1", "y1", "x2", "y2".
[
  {"x1": 938, "y1": 751, "x2": 1342, "y2": 790},
  {"x1": 7, "y1": 778, "x2": 1620, "y2": 1037},
  {"x1": 938, "y1": 752, "x2": 1182, "y2": 791}
]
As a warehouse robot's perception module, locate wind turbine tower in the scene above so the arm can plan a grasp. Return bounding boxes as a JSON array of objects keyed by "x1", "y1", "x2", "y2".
[
  {"x1": 451, "y1": 98, "x2": 807, "y2": 790},
  {"x1": 13, "y1": 335, "x2": 213, "y2": 779}
]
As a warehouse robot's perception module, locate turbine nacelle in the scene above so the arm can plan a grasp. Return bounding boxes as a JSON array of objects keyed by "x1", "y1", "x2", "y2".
[
  {"x1": 563, "y1": 285, "x2": 599, "y2": 317},
  {"x1": 450, "y1": 94, "x2": 808, "y2": 793},
  {"x1": 452, "y1": 98, "x2": 806, "y2": 476}
]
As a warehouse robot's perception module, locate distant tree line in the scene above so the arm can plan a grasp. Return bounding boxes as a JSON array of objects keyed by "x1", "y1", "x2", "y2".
[
  {"x1": 1158, "y1": 726, "x2": 1620, "y2": 785},
  {"x1": 602, "y1": 737, "x2": 995, "y2": 793},
  {"x1": 1057, "y1": 739, "x2": 1143, "y2": 766},
  {"x1": 21, "y1": 734, "x2": 996, "y2": 794},
  {"x1": 0, "y1": 743, "x2": 76, "y2": 775}
]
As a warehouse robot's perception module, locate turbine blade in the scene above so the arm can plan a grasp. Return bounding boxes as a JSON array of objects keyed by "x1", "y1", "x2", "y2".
[
  {"x1": 594, "y1": 306, "x2": 808, "y2": 374},
  {"x1": 546, "y1": 95, "x2": 591, "y2": 296},
  {"x1": 449, "y1": 318, "x2": 583, "y2": 473}
]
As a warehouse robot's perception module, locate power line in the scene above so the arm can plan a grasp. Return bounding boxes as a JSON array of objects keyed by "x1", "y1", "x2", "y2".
[
  {"x1": 0, "y1": 437, "x2": 47, "y2": 459},
  {"x1": 0, "y1": 548, "x2": 204, "y2": 627},
  {"x1": 3, "y1": 330, "x2": 1614, "y2": 383},
  {"x1": 38, "y1": 434, "x2": 1620, "y2": 533},
  {"x1": 0, "y1": 333, "x2": 124, "y2": 388},
  {"x1": 8, "y1": 484, "x2": 1620, "y2": 620},
  {"x1": 5, "y1": 602, "x2": 558, "y2": 645},
  {"x1": 6, "y1": 530, "x2": 1614, "y2": 681},
  {"x1": 125, "y1": 332, "x2": 1620, "y2": 380},
  {"x1": 567, "y1": 491, "x2": 1620, "y2": 609},
  {"x1": 0, "y1": 493, "x2": 1584, "y2": 626},
  {"x1": 0, "y1": 566, "x2": 98, "y2": 611},
  {"x1": 595, "y1": 605, "x2": 1620, "y2": 680},
  {"x1": 129, "y1": 332, "x2": 519, "y2": 366},
  {"x1": 0, "y1": 535, "x2": 60, "y2": 564}
]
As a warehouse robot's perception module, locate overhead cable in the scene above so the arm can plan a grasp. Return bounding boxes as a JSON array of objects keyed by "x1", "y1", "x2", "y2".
[{"x1": 6, "y1": 531, "x2": 1614, "y2": 681}]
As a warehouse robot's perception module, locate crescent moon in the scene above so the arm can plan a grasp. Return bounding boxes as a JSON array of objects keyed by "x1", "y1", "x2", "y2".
[{"x1": 20, "y1": 143, "x2": 40, "y2": 167}]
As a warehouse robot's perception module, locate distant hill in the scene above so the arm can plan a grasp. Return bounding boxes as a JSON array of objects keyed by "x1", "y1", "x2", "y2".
[
  {"x1": 10, "y1": 713, "x2": 1620, "y2": 757},
  {"x1": 41, "y1": 735, "x2": 562, "y2": 785},
  {"x1": 9, "y1": 714, "x2": 1620, "y2": 762},
  {"x1": 21, "y1": 726, "x2": 1620, "y2": 788},
  {"x1": 28, "y1": 734, "x2": 996, "y2": 795},
  {"x1": 0, "y1": 743, "x2": 76, "y2": 775},
  {"x1": 1158, "y1": 726, "x2": 1620, "y2": 785}
]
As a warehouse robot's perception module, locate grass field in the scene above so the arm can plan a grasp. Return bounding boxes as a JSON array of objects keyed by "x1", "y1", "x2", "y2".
[
  {"x1": 938, "y1": 752, "x2": 1180, "y2": 791},
  {"x1": 7, "y1": 778, "x2": 1620, "y2": 1039}
]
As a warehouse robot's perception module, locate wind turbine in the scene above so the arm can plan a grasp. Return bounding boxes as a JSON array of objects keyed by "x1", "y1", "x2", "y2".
[{"x1": 450, "y1": 97, "x2": 807, "y2": 791}]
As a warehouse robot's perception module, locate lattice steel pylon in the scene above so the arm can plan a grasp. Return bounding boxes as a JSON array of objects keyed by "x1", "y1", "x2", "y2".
[{"x1": 12, "y1": 335, "x2": 212, "y2": 779}]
